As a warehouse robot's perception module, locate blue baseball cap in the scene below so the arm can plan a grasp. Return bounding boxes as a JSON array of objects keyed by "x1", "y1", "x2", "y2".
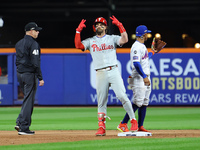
[{"x1": 136, "y1": 25, "x2": 151, "y2": 37}]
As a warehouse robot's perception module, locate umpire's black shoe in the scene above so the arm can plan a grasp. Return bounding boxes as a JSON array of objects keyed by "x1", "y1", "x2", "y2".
[
  {"x1": 18, "y1": 130, "x2": 35, "y2": 135},
  {"x1": 14, "y1": 125, "x2": 20, "y2": 131}
]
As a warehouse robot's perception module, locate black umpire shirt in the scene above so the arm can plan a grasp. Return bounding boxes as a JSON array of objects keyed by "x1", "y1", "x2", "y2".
[{"x1": 15, "y1": 35, "x2": 43, "y2": 81}]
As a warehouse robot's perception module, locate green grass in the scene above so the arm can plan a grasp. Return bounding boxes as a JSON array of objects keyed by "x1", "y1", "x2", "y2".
[
  {"x1": 0, "y1": 137, "x2": 200, "y2": 150},
  {"x1": 0, "y1": 107, "x2": 199, "y2": 130},
  {"x1": 0, "y1": 106, "x2": 200, "y2": 149}
]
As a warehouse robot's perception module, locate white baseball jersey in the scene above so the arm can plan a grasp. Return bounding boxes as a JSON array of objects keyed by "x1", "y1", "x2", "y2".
[
  {"x1": 130, "y1": 41, "x2": 150, "y2": 76},
  {"x1": 82, "y1": 34, "x2": 121, "y2": 70}
]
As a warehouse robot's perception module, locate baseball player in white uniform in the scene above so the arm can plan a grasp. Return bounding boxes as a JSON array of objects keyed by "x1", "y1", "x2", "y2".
[
  {"x1": 117, "y1": 25, "x2": 155, "y2": 132},
  {"x1": 74, "y1": 16, "x2": 138, "y2": 136}
]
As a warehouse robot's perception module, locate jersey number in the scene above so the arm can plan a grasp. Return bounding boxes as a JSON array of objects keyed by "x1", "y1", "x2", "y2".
[{"x1": 32, "y1": 49, "x2": 39, "y2": 55}]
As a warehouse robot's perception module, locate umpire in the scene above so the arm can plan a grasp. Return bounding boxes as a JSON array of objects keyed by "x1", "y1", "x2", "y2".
[{"x1": 15, "y1": 22, "x2": 44, "y2": 135}]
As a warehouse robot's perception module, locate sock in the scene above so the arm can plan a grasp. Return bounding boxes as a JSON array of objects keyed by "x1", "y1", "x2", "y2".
[
  {"x1": 121, "y1": 104, "x2": 139, "y2": 124},
  {"x1": 121, "y1": 113, "x2": 129, "y2": 124},
  {"x1": 132, "y1": 104, "x2": 139, "y2": 112},
  {"x1": 138, "y1": 105, "x2": 147, "y2": 127}
]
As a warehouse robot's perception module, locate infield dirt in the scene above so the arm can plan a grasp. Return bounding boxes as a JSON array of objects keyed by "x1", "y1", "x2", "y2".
[{"x1": 1, "y1": 130, "x2": 200, "y2": 146}]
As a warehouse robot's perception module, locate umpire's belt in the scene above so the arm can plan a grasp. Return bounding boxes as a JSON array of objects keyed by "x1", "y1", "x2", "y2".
[{"x1": 96, "y1": 65, "x2": 117, "y2": 71}]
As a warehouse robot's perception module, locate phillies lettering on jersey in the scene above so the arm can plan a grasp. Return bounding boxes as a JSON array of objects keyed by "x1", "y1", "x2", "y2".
[
  {"x1": 91, "y1": 44, "x2": 114, "y2": 52},
  {"x1": 82, "y1": 34, "x2": 121, "y2": 70}
]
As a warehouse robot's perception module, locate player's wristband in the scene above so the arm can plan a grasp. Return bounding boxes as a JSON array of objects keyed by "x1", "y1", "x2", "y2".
[
  {"x1": 76, "y1": 31, "x2": 80, "y2": 33},
  {"x1": 149, "y1": 49, "x2": 155, "y2": 55},
  {"x1": 142, "y1": 74, "x2": 147, "y2": 79},
  {"x1": 118, "y1": 23, "x2": 126, "y2": 33}
]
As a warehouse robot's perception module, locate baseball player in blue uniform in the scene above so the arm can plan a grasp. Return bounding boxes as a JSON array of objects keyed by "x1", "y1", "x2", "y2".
[
  {"x1": 74, "y1": 16, "x2": 138, "y2": 136},
  {"x1": 117, "y1": 25, "x2": 155, "y2": 132}
]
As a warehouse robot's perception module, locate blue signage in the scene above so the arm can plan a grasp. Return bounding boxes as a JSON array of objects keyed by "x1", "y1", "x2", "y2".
[{"x1": 87, "y1": 53, "x2": 200, "y2": 105}]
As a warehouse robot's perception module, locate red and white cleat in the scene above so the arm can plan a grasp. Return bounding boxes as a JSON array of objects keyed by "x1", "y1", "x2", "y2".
[
  {"x1": 117, "y1": 122, "x2": 129, "y2": 132},
  {"x1": 130, "y1": 119, "x2": 138, "y2": 132},
  {"x1": 138, "y1": 126, "x2": 150, "y2": 132},
  {"x1": 96, "y1": 126, "x2": 106, "y2": 136}
]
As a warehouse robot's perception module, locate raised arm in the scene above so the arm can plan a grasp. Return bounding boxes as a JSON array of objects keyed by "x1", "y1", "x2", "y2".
[
  {"x1": 74, "y1": 19, "x2": 86, "y2": 50},
  {"x1": 110, "y1": 15, "x2": 128, "y2": 46}
]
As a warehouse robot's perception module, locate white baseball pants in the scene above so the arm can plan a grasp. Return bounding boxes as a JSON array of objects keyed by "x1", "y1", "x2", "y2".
[{"x1": 96, "y1": 66, "x2": 136, "y2": 119}]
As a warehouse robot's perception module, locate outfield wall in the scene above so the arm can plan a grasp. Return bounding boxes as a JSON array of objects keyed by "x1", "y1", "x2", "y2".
[{"x1": 0, "y1": 48, "x2": 200, "y2": 106}]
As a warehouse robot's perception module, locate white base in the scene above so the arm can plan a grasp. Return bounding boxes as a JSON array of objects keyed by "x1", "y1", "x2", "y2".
[{"x1": 118, "y1": 131, "x2": 152, "y2": 137}]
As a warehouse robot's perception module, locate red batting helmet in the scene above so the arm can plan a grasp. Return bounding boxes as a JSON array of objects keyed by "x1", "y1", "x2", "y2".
[{"x1": 93, "y1": 17, "x2": 107, "y2": 32}]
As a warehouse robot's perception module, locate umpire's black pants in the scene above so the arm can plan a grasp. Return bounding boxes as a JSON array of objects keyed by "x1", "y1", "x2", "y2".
[{"x1": 16, "y1": 72, "x2": 37, "y2": 131}]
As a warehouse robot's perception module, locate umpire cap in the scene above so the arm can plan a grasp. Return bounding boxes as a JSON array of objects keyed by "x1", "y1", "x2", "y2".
[
  {"x1": 25, "y1": 22, "x2": 42, "y2": 31},
  {"x1": 136, "y1": 25, "x2": 151, "y2": 37}
]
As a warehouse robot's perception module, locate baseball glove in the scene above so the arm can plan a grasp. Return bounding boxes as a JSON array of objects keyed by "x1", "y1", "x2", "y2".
[{"x1": 151, "y1": 37, "x2": 167, "y2": 53}]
